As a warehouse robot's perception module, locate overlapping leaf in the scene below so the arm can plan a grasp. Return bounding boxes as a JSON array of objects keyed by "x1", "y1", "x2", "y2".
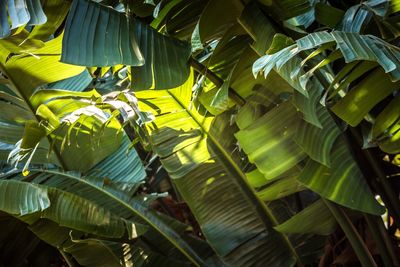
[
  {"x1": 0, "y1": 0, "x2": 47, "y2": 38},
  {"x1": 62, "y1": 0, "x2": 191, "y2": 90},
  {"x1": 235, "y1": 99, "x2": 383, "y2": 215},
  {"x1": 136, "y1": 72, "x2": 301, "y2": 266}
]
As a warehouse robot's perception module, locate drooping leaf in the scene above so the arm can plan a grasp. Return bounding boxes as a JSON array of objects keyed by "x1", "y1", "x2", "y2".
[
  {"x1": 339, "y1": 0, "x2": 390, "y2": 33},
  {"x1": 235, "y1": 101, "x2": 306, "y2": 180},
  {"x1": 298, "y1": 138, "x2": 385, "y2": 215},
  {"x1": 294, "y1": 105, "x2": 341, "y2": 166},
  {"x1": 25, "y1": 0, "x2": 47, "y2": 26},
  {"x1": 257, "y1": 174, "x2": 304, "y2": 201},
  {"x1": 61, "y1": 0, "x2": 143, "y2": 67},
  {"x1": 47, "y1": 69, "x2": 93, "y2": 92},
  {"x1": 0, "y1": 0, "x2": 48, "y2": 38},
  {"x1": 21, "y1": 168, "x2": 207, "y2": 266},
  {"x1": 274, "y1": 199, "x2": 336, "y2": 235},
  {"x1": 0, "y1": 180, "x2": 50, "y2": 215},
  {"x1": 258, "y1": 0, "x2": 312, "y2": 21},
  {"x1": 372, "y1": 96, "x2": 400, "y2": 153},
  {"x1": 1, "y1": 34, "x2": 85, "y2": 98},
  {"x1": 253, "y1": 31, "x2": 400, "y2": 85},
  {"x1": 62, "y1": 0, "x2": 191, "y2": 90},
  {"x1": 0, "y1": 178, "x2": 147, "y2": 240},
  {"x1": 29, "y1": 0, "x2": 71, "y2": 41},
  {"x1": 196, "y1": 0, "x2": 244, "y2": 44},
  {"x1": 137, "y1": 75, "x2": 300, "y2": 266},
  {"x1": 315, "y1": 3, "x2": 344, "y2": 28},
  {"x1": 332, "y1": 68, "x2": 400, "y2": 127},
  {"x1": 238, "y1": 2, "x2": 275, "y2": 55}
]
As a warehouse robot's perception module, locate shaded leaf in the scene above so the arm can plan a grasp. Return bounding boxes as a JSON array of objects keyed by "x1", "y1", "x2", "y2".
[
  {"x1": 62, "y1": 0, "x2": 191, "y2": 90},
  {"x1": 274, "y1": 199, "x2": 336, "y2": 235},
  {"x1": 332, "y1": 68, "x2": 400, "y2": 127},
  {"x1": 298, "y1": 138, "x2": 385, "y2": 215}
]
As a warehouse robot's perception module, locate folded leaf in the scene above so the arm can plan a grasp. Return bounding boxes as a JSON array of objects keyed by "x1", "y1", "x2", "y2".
[
  {"x1": 332, "y1": 68, "x2": 400, "y2": 127},
  {"x1": 0, "y1": 180, "x2": 50, "y2": 215},
  {"x1": 298, "y1": 138, "x2": 385, "y2": 215},
  {"x1": 137, "y1": 76, "x2": 300, "y2": 266},
  {"x1": 274, "y1": 199, "x2": 336, "y2": 235},
  {"x1": 62, "y1": 0, "x2": 191, "y2": 90}
]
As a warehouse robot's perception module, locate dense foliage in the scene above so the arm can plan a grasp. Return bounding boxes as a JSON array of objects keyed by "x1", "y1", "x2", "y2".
[{"x1": 0, "y1": 0, "x2": 399, "y2": 266}]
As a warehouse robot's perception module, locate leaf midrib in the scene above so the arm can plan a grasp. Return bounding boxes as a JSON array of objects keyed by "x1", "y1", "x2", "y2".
[
  {"x1": 37, "y1": 169, "x2": 206, "y2": 267},
  {"x1": 167, "y1": 90, "x2": 302, "y2": 265},
  {"x1": 0, "y1": 62, "x2": 68, "y2": 170}
]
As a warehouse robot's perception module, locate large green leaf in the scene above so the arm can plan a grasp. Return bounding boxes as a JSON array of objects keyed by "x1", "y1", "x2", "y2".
[
  {"x1": 0, "y1": 34, "x2": 85, "y2": 98},
  {"x1": 30, "y1": 220, "x2": 185, "y2": 267},
  {"x1": 339, "y1": 0, "x2": 390, "y2": 33},
  {"x1": 274, "y1": 199, "x2": 336, "y2": 235},
  {"x1": 238, "y1": 2, "x2": 275, "y2": 55},
  {"x1": 0, "y1": 0, "x2": 47, "y2": 38},
  {"x1": 28, "y1": 0, "x2": 71, "y2": 41},
  {"x1": 22, "y1": 168, "x2": 207, "y2": 266},
  {"x1": 136, "y1": 74, "x2": 300, "y2": 266},
  {"x1": 41, "y1": 187, "x2": 146, "y2": 239},
  {"x1": 253, "y1": 31, "x2": 400, "y2": 84},
  {"x1": 0, "y1": 180, "x2": 50, "y2": 215},
  {"x1": 62, "y1": 0, "x2": 191, "y2": 90},
  {"x1": 332, "y1": 68, "x2": 400, "y2": 127},
  {"x1": 294, "y1": 105, "x2": 341, "y2": 166},
  {"x1": 252, "y1": 30, "x2": 400, "y2": 145},
  {"x1": 235, "y1": 101, "x2": 306, "y2": 180},
  {"x1": 61, "y1": 0, "x2": 144, "y2": 67},
  {"x1": 235, "y1": 98, "x2": 383, "y2": 215},
  {"x1": 0, "y1": 178, "x2": 148, "y2": 238},
  {"x1": 258, "y1": 0, "x2": 312, "y2": 21},
  {"x1": 196, "y1": 0, "x2": 244, "y2": 44},
  {"x1": 298, "y1": 138, "x2": 385, "y2": 215},
  {"x1": 30, "y1": 221, "x2": 125, "y2": 267},
  {"x1": 372, "y1": 95, "x2": 400, "y2": 153},
  {"x1": 1, "y1": 123, "x2": 209, "y2": 266}
]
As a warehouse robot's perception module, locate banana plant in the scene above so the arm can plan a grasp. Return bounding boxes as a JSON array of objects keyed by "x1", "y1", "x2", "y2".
[
  {"x1": 0, "y1": 0, "x2": 400, "y2": 266},
  {"x1": 0, "y1": 6, "x2": 213, "y2": 265}
]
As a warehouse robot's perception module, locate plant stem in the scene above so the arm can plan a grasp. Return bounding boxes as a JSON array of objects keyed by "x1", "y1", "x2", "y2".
[
  {"x1": 349, "y1": 127, "x2": 400, "y2": 229},
  {"x1": 364, "y1": 214, "x2": 400, "y2": 267},
  {"x1": 188, "y1": 57, "x2": 246, "y2": 106},
  {"x1": 59, "y1": 250, "x2": 78, "y2": 267},
  {"x1": 168, "y1": 90, "x2": 303, "y2": 267},
  {"x1": 324, "y1": 200, "x2": 377, "y2": 267}
]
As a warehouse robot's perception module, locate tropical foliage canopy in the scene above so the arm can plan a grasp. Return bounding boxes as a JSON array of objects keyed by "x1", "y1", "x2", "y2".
[{"x1": 0, "y1": 0, "x2": 399, "y2": 266}]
